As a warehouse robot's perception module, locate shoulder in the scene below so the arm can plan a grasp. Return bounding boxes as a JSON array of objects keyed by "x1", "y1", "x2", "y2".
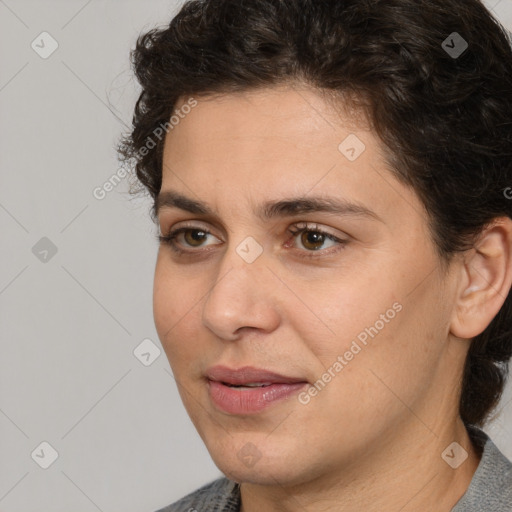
[
  {"x1": 451, "y1": 428, "x2": 512, "y2": 512},
  {"x1": 155, "y1": 477, "x2": 240, "y2": 512}
]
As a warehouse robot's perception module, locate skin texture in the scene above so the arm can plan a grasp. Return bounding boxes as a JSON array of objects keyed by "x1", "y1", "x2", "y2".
[{"x1": 153, "y1": 84, "x2": 512, "y2": 511}]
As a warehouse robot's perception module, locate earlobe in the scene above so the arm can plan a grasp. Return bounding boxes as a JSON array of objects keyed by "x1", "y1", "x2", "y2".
[{"x1": 450, "y1": 217, "x2": 512, "y2": 340}]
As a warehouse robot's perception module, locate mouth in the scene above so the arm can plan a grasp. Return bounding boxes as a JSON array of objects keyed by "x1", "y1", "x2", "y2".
[
  {"x1": 205, "y1": 365, "x2": 309, "y2": 414},
  {"x1": 221, "y1": 382, "x2": 273, "y2": 388},
  {"x1": 206, "y1": 365, "x2": 307, "y2": 385}
]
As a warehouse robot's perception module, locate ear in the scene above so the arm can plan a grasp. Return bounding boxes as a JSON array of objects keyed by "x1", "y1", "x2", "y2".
[{"x1": 450, "y1": 217, "x2": 512, "y2": 339}]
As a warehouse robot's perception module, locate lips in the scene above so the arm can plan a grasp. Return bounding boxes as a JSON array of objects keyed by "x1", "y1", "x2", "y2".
[
  {"x1": 205, "y1": 365, "x2": 308, "y2": 414},
  {"x1": 206, "y1": 365, "x2": 307, "y2": 386}
]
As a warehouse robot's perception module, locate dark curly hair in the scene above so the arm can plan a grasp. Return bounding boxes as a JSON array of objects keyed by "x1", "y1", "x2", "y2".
[{"x1": 117, "y1": 0, "x2": 512, "y2": 428}]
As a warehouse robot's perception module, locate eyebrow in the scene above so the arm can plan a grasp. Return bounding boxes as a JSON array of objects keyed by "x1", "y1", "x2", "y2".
[{"x1": 155, "y1": 190, "x2": 383, "y2": 222}]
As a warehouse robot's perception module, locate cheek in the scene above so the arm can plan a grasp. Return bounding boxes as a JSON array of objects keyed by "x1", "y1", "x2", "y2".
[
  {"x1": 287, "y1": 264, "x2": 402, "y2": 361},
  {"x1": 290, "y1": 256, "x2": 445, "y2": 406},
  {"x1": 153, "y1": 258, "x2": 203, "y2": 364}
]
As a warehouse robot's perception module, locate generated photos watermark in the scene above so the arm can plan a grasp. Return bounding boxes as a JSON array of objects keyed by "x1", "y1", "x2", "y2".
[
  {"x1": 93, "y1": 97, "x2": 198, "y2": 200},
  {"x1": 298, "y1": 301, "x2": 403, "y2": 405}
]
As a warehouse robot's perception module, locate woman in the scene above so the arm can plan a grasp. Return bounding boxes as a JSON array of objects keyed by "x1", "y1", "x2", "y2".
[{"x1": 118, "y1": 0, "x2": 512, "y2": 510}]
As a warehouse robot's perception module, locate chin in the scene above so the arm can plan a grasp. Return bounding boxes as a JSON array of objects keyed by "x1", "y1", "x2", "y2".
[
  {"x1": 209, "y1": 444, "x2": 313, "y2": 487},
  {"x1": 220, "y1": 463, "x2": 302, "y2": 487}
]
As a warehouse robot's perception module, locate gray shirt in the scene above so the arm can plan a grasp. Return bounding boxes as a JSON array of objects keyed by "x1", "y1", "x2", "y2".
[{"x1": 157, "y1": 428, "x2": 512, "y2": 511}]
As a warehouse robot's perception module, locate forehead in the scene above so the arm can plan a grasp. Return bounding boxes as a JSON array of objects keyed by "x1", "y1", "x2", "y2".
[
  {"x1": 167, "y1": 85, "x2": 370, "y2": 158},
  {"x1": 163, "y1": 86, "x2": 378, "y2": 185},
  {"x1": 160, "y1": 85, "x2": 426, "y2": 236}
]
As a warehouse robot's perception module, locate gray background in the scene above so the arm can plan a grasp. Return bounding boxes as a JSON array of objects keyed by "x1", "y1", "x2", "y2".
[{"x1": 0, "y1": 0, "x2": 511, "y2": 510}]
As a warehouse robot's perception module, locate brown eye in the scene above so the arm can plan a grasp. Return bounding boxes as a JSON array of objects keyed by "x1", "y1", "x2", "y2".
[
  {"x1": 183, "y1": 229, "x2": 208, "y2": 247},
  {"x1": 158, "y1": 225, "x2": 222, "y2": 254},
  {"x1": 286, "y1": 223, "x2": 347, "y2": 257},
  {"x1": 300, "y1": 231, "x2": 326, "y2": 251}
]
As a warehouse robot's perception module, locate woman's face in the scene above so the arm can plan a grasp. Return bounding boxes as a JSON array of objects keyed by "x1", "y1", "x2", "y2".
[{"x1": 153, "y1": 85, "x2": 464, "y2": 485}]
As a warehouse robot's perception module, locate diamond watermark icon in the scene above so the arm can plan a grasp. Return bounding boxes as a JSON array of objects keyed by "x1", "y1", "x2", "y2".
[
  {"x1": 237, "y1": 442, "x2": 262, "y2": 468},
  {"x1": 32, "y1": 237, "x2": 58, "y2": 263},
  {"x1": 338, "y1": 134, "x2": 366, "y2": 162},
  {"x1": 442, "y1": 32, "x2": 468, "y2": 59},
  {"x1": 441, "y1": 442, "x2": 468, "y2": 469},
  {"x1": 133, "y1": 338, "x2": 161, "y2": 367},
  {"x1": 236, "y1": 236, "x2": 263, "y2": 264},
  {"x1": 31, "y1": 32, "x2": 59, "y2": 59},
  {"x1": 31, "y1": 441, "x2": 59, "y2": 469}
]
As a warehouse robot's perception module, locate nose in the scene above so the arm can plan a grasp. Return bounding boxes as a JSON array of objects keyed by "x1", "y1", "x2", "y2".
[{"x1": 201, "y1": 244, "x2": 281, "y2": 341}]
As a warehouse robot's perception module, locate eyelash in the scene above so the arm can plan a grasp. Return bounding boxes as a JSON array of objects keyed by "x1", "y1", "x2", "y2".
[{"x1": 157, "y1": 223, "x2": 348, "y2": 260}]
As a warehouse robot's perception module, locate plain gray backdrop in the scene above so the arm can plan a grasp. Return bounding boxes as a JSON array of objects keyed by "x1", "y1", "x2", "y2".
[{"x1": 1, "y1": 0, "x2": 511, "y2": 510}]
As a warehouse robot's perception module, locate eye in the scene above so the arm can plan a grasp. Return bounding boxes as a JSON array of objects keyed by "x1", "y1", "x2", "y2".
[
  {"x1": 286, "y1": 222, "x2": 348, "y2": 255},
  {"x1": 157, "y1": 222, "x2": 348, "y2": 258},
  {"x1": 158, "y1": 226, "x2": 221, "y2": 254}
]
